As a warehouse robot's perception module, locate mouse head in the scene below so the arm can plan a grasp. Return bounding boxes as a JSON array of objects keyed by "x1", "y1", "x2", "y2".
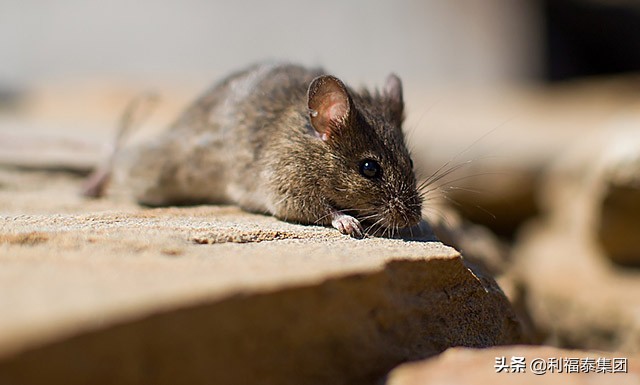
[{"x1": 307, "y1": 74, "x2": 422, "y2": 234}]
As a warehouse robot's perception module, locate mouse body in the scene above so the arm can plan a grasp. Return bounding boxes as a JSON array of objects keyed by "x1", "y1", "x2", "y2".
[{"x1": 108, "y1": 62, "x2": 422, "y2": 238}]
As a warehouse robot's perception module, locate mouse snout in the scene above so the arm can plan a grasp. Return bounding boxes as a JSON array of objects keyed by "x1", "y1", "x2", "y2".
[{"x1": 384, "y1": 195, "x2": 422, "y2": 229}]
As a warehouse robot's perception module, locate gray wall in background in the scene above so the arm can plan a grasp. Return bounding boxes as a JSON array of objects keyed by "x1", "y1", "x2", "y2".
[{"x1": 0, "y1": 0, "x2": 541, "y2": 92}]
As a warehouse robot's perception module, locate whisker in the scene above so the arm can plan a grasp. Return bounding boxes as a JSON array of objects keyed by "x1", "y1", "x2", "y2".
[
  {"x1": 419, "y1": 160, "x2": 473, "y2": 190},
  {"x1": 423, "y1": 207, "x2": 452, "y2": 229},
  {"x1": 367, "y1": 215, "x2": 387, "y2": 237},
  {"x1": 421, "y1": 172, "x2": 506, "y2": 196},
  {"x1": 440, "y1": 185, "x2": 487, "y2": 195},
  {"x1": 364, "y1": 217, "x2": 383, "y2": 236}
]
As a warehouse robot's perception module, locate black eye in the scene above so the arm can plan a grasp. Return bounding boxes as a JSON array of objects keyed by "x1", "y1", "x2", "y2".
[
  {"x1": 359, "y1": 159, "x2": 381, "y2": 179},
  {"x1": 409, "y1": 158, "x2": 414, "y2": 168}
]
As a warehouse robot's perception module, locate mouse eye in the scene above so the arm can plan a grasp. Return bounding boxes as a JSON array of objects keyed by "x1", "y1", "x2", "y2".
[
  {"x1": 409, "y1": 158, "x2": 414, "y2": 168},
  {"x1": 359, "y1": 159, "x2": 381, "y2": 179}
]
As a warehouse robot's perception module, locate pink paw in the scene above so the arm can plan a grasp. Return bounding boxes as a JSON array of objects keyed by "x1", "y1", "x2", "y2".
[{"x1": 331, "y1": 213, "x2": 364, "y2": 239}]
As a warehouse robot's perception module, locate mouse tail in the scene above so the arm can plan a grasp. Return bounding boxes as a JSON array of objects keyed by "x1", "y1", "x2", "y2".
[{"x1": 82, "y1": 92, "x2": 159, "y2": 198}]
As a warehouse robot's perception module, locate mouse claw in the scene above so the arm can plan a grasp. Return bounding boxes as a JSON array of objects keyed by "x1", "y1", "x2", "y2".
[{"x1": 331, "y1": 212, "x2": 364, "y2": 239}]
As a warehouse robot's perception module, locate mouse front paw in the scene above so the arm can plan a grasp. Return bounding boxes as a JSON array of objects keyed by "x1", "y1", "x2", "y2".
[{"x1": 331, "y1": 212, "x2": 364, "y2": 239}]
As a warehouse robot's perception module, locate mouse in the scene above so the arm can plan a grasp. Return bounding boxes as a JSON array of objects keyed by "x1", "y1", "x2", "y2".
[{"x1": 85, "y1": 62, "x2": 423, "y2": 238}]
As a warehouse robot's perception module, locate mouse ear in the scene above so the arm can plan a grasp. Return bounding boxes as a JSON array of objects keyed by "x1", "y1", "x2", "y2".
[
  {"x1": 308, "y1": 75, "x2": 351, "y2": 141},
  {"x1": 384, "y1": 73, "x2": 404, "y2": 123}
]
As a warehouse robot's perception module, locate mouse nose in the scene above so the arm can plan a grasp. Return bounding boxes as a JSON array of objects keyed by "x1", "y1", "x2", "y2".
[{"x1": 386, "y1": 196, "x2": 422, "y2": 228}]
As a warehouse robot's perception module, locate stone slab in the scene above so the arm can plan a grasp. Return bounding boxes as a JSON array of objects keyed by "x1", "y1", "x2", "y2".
[{"x1": 0, "y1": 167, "x2": 521, "y2": 385}]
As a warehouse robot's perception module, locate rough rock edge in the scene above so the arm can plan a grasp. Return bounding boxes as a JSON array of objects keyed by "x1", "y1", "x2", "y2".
[{"x1": 0, "y1": 254, "x2": 521, "y2": 385}]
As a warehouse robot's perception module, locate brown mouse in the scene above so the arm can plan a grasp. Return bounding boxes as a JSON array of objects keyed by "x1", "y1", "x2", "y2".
[{"x1": 86, "y1": 62, "x2": 422, "y2": 238}]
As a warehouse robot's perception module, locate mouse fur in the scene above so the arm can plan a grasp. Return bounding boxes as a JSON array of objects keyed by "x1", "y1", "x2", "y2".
[{"x1": 109, "y1": 62, "x2": 422, "y2": 238}]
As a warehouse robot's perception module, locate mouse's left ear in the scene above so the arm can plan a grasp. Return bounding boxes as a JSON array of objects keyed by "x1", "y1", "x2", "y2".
[
  {"x1": 384, "y1": 73, "x2": 404, "y2": 123},
  {"x1": 308, "y1": 75, "x2": 352, "y2": 141}
]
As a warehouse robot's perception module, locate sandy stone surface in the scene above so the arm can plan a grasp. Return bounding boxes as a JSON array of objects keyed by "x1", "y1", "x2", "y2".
[{"x1": 0, "y1": 165, "x2": 521, "y2": 385}]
